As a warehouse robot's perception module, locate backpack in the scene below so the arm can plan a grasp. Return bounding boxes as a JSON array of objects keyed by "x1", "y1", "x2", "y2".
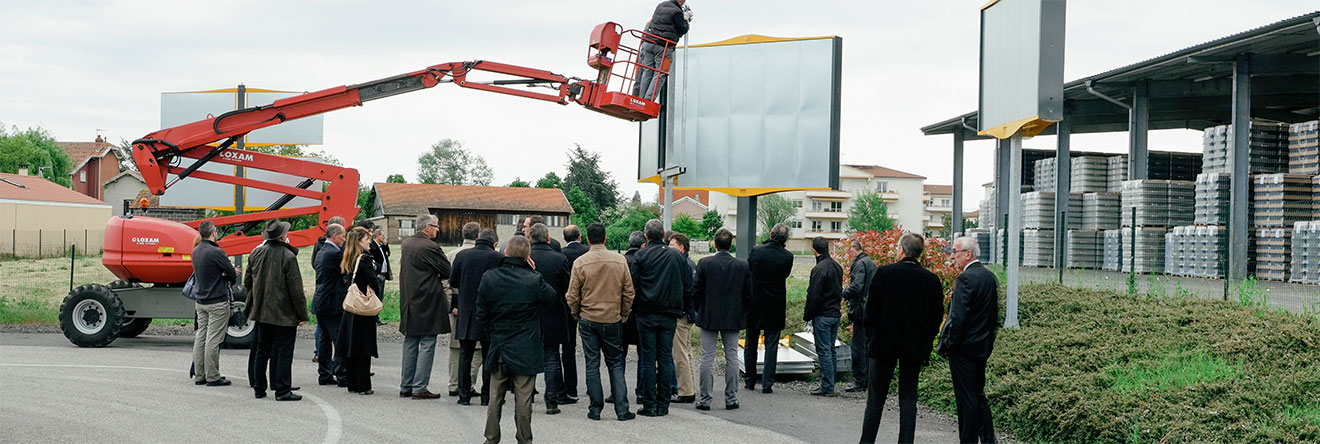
[{"x1": 182, "y1": 274, "x2": 198, "y2": 301}]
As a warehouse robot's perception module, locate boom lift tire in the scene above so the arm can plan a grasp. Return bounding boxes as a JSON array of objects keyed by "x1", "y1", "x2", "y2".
[
  {"x1": 119, "y1": 317, "x2": 152, "y2": 338},
  {"x1": 59, "y1": 284, "x2": 125, "y2": 348},
  {"x1": 222, "y1": 284, "x2": 255, "y2": 349}
]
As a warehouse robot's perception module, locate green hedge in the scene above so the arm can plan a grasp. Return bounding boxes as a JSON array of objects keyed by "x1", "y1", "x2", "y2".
[{"x1": 912, "y1": 283, "x2": 1320, "y2": 443}]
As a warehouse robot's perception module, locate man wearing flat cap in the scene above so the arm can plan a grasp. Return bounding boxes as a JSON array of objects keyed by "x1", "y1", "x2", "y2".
[{"x1": 244, "y1": 219, "x2": 310, "y2": 401}]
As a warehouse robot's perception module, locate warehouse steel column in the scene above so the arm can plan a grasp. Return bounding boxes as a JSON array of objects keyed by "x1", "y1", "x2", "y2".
[
  {"x1": 1054, "y1": 115, "x2": 1071, "y2": 275},
  {"x1": 995, "y1": 138, "x2": 1012, "y2": 263},
  {"x1": 1129, "y1": 81, "x2": 1150, "y2": 180},
  {"x1": 1228, "y1": 56, "x2": 1251, "y2": 280},
  {"x1": 952, "y1": 129, "x2": 965, "y2": 237}
]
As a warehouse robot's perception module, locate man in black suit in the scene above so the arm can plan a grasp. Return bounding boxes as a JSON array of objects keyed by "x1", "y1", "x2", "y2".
[
  {"x1": 858, "y1": 233, "x2": 945, "y2": 444},
  {"x1": 528, "y1": 223, "x2": 574, "y2": 414},
  {"x1": 693, "y1": 228, "x2": 751, "y2": 411},
  {"x1": 745, "y1": 223, "x2": 794, "y2": 393},
  {"x1": 451, "y1": 229, "x2": 504, "y2": 406},
  {"x1": 938, "y1": 236, "x2": 999, "y2": 444},
  {"x1": 311, "y1": 223, "x2": 349, "y2": 386},
  {"x1": 842, "y1": 239, "x2": 876, "y2": 393},
  {"x1": 558, "y1": 223, "x2": 589, "y2": 401}
]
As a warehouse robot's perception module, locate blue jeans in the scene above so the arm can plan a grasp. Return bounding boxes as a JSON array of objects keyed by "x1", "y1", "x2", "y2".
[
  {"x1": 636, "y1": 314, "x2": 677, "y2": 411},
  {"x1": 812, "y1": 316, "x2": 841, "y2": 393},
  {"x1": 580, "y1": 319, "x2": 630, "y2": 417}
]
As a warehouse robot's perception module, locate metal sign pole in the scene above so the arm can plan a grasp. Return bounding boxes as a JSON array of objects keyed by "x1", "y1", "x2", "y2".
[
  {"x1": 1005, "y1": 132, "x2": 1023, "y2": 328},
  {"x1": 234, "y1": 84, "x2": 247, "y2": 269}
]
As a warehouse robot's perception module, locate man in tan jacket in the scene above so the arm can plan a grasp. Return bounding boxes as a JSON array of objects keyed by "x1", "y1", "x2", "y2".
[{"x1": 566, "y1": 222, "x2": 637, "y2": 421}]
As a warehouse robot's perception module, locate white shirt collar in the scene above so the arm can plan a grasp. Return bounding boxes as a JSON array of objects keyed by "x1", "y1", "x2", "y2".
[{"x1": 963, "y1": 260, "x2": 980, "y2": 272}]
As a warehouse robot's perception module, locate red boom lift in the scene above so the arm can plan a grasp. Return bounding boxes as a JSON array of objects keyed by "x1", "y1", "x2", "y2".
[{"x1": 59, "y1": 23, "x2": 674, "y2": 347}]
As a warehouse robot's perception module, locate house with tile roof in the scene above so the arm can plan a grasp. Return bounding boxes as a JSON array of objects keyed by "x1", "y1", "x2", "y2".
[
  {"x1": 56, "y1": 136, "x2": 123, "y2": 201},
  {"x1": 0, "y1": 171, "x2": 112, "y2": 257},
  {"x1": 367, "y1": 183, "x2": 573, "y2": 245}
]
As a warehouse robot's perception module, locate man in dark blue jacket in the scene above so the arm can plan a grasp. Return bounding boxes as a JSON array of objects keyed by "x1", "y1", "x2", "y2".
[
  {"x1": 633, "y1": 0, "x2": 691, "y2": 101},
  {"x1": 528, "y1": 223, "x2": 573, "y2": 414},
  {"x1": 451, "y1": 229, "x2": 504, "y2": 406},
  {"x1": 191, "y1": 221, "x2": 238, "y2": 387},
  {"x1": 631, "y1": 219, "x2": 693, "y2": 416},
  {"x1": 804, "y1": 237, "x2": 843, "y2": 397},
  {"x1": 311, "y1": 223, "x2": 349, "y2": 386}
]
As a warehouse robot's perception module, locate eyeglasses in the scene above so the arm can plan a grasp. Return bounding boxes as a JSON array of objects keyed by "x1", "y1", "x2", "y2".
[
  {"x1": 427, "y1": 224, "x2": 439, "y2": 229},
  {"x1": 952, "y1": 248, "x2": 968, "y2": 254}
]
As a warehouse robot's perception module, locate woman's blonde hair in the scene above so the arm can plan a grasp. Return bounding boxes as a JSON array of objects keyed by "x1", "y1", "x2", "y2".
[{"x1": 341, "y1": 226, "x2": 372, "y2": 274}]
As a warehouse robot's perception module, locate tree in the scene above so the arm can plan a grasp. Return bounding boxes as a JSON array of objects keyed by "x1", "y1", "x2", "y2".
[
  {"x1": 416, "y1": 138, "x2": 493, "y2": 186},
  {"x1": 604, "y1": 203, "x2": 660, "y2": 250},
  {"x1": 672, "y1": 213, "x2": 704, "y2": 240},
  {"x1": 386, "y1": 174, "x2": 406, "y2": 183},
  {"x1": 535, "y1": 172, "x2": 562, "y2": 189},
  {"x1": 700, "y1": 208, "x2": 723, "y2": 240},
  {"x1": 848, "y1": 192, "x2": 896, "y2": 233},
  {"x1": 631, "y1": 191, "x2": 642, "y2": 205},
  {"x1": 507, "y1": 177, "x2": 530, "y2": 188},
  {"x1": 566, "y1": 185, "x2": 599, "y2": 226},
  {"x1": 0, "y1": 125, "x2": 73, "y2": 187},
  {"x1": 357, "y1": 184, "x2": 375, "y2": 220},
  {"x1": 563, "y1": 144, "x2": 619, "y2": 211},
  {"x1": 756, "y1": 193, "x2": 796, "y2": 233}
]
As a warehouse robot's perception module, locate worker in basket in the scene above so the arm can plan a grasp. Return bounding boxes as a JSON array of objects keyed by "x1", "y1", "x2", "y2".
[{"x1": 633, "y1": 0, "x2": 693, "y2": 101}]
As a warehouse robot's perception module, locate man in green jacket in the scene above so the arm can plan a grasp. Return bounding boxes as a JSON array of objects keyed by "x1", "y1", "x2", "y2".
[{"x1": 244, "y1": 220, "x2": 309, "y2": 401}]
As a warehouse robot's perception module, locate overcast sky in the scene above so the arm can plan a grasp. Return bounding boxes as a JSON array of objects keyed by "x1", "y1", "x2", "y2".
[{"x1": 2, "y1": 1, "x2": 1314, "y2": 212}]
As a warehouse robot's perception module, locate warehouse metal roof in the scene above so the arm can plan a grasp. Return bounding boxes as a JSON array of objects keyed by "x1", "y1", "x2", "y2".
[{"x1": 922, "y1": 11, "x2": 1320, "y2": 139}]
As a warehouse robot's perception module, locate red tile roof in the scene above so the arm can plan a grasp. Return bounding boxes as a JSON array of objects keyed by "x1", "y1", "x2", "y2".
[
  {"x1": 844, "y1": 164, "x2": 926, "y2": 179},
  {"x1": 924, "y1": 184, "x2": 953, "y2": 195},
  {"x1": 373, "y1": 183, "x2": 573, "y2": 215},
  {"x1": 0, "y1": 172, "x2": 109, "y2": 206},
  {"x1": 56, "y1": 141, "x2": 115, "y2": 168}
]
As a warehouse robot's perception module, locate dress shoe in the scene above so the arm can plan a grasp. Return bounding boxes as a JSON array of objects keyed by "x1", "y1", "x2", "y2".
[
  {"x1": 617, "y1": 411, "x2": 636, "y2": 421},
  {"x1": 810, "y1": 388, "x2": 838, "y2": 397},
  {"x1": 194, "y1": 379, "x2": 207, "y2": 386},
  {"x1": 673, "y1": 395, "x2": 695, "y2": 404},
  {"x1": 254, "y1": 390, "x2": 267, "y2": 399},
  {"x1": 206, "y1": 378, "x2": 232, "y2": 387},
  {"x1": 587, "y1": 411, "x2": 601, "y2": 421},
  {"x1": 290, "y1": 386, "x2": 301, "y2": 391},
  {"x1": 696, "y1": 405, "x2": 711, "y2": 411},
  {"x1": 312, "y1": 356, "x2": 319, "y2": 363},
  {"x1": 545, "y1": 406, "x2": 561, "y2": 415},
  {"x1": 355, "y1": 390, "x2": 374, "y2": 395},
  {"x1": 844, "y1": 385, "x2": 867, "y2": 393},
  {"x1": 657, "y1": 408, "x2": 670, "y2": 417},
  {"x1": 638, "y1": 407, "x2": 661, "y2": 417},
  {"x1": 604, "y1": 395, "x2": 615, "y2": 403},
  {"x1": 761, "y1": 387, "x2": 774, "y2": 394},
  {"x1": 725, "y1": 402, "x2": 740, "y2": 410},
  {"x1": 457, "y1": 398, "x2": 472, "y2": 406},
  {"x1": 337, "y1": 381, "x2": 349, "y2": 388},
  {"x1": 399, "y1": 391, "x2": 413, "y2": 398},
  {"x1": 448, "y1": 390, "x2": 459, "y2": 396},
  {"x1": 744, "y1": 382, "x2": 756, "y2": 390},
  {"x1": 319, "y1": 379, "x2": 338, "y2": 386},
  {"x1": 559, "y1": 396, "x2": 578, "y2": 405},
  {"x1": 276, "y1": 393, "x2": 303, "y2": 401},
  {"x1": 412, "y1": 391, "x2": 442, "y2": 400},
  {"x1": 369, "y1": 372, "x2": 375, "y2": 376}
]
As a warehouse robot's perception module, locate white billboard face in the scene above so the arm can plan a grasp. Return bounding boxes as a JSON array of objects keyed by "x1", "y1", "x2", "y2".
[
  {"x1": 639, "y1": 36, "x2": 841, "y2": 195},
  {"x1": 158, "y1": 156, "x2": 326, "y2": 211},
  {"x1": 977, "y1": 0, "x2": 1065, "y2": 139},
  {"x1": 160, "y1": 89, "x2": 324, "y2": 145}
]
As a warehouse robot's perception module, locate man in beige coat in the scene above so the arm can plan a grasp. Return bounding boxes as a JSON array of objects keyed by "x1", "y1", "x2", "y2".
[{"x1": 566, "y1": 222, "x2": 637, "y2": 421}]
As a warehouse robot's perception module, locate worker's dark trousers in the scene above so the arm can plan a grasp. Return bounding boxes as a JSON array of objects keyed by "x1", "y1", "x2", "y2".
[{"x1": 253, "y1": 323, "x2": 297, "y2": 396}]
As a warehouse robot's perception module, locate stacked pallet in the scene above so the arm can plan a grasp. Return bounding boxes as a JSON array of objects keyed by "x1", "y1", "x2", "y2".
[
  {"x1": 1120, "y1": 180, "x2": 1195, "y2": 227},
  {"x1": 1165, "y1": 226, "x2": 1231, "y2": 278},
  {"x1": 1148, "y1": 152, "x2": 1204, "y2": 181},
  {"x1": 1082, "y1": 192, "x2": 1121, "y2": 230},
  {"x1": 1066, "y1": 230, "x2": 1104, "y2": 269},
  {"x1": 1314, "y1": 175, "x2": 1320, "y2": 220},
  {"x1": 1122, "y1": 227, "x2": 1168, "y2": 273},
  {"x1": 1194, "y1": 173, "x2": 1232, "y2": 225},
  {"x1": 1022, "y1": 192, "x2": 1055, "y2": 229},
  {"x1": 1071, "y1": 156, "x2": 1111, "y2": 193},
  {"x1": 1253, "y1": 174, "x2": 1313, "y2": 228},
  {"x1": 1256, "y1": 228, "x2": 1293, "y2": 281},
  {"x1": 1107, "y1": 156, "x2": 1128, "y2": 192},
  {"x1": 1022, "y1": 229, "x2": 1054, "y2": 267},
  {"x1": 994, "y1": 229, "x2": 1024, "y2": 264},
  {"x1": 1202, "y1": 122, "x2": 1289, "y2": 175},
  {"x1": 1165, "y1": 229, "x2": 1185, "y2": 276},
  {"x1": 1034, "y1": 158, "x2": 1056, "y2": 191},
  {"x1": 970, "y1": 230, "x2": 992, "y2": 263},
  {"x1": 1288, "y1": 121, "x2": 1318, "y2": 175},
  {"x1": 1103, "y1": 229, "x2": 1123, "y2": 271},
  {"x1": 1290, "y1": 222, "x2": 1317, "y2": 285}
]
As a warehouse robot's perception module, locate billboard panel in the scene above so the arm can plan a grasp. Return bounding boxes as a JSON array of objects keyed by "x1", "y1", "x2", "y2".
[
  {"x1": 638, "y1": 35, "x2": 841, "y2": 196},
  {"x1": 158, "y1": 156, "x2": 326, "y2": 211},
  {"x1": 977, "y1": 0, "x2": 1065, "y2": 139},
  {"x1": 160, "y1": 89, "x2": 324, "y2": 145}
]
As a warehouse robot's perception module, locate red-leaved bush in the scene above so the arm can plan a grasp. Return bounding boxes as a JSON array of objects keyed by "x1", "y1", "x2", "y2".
[{"x1": 831, "y1": 230, "x2": 959, "y2": 328}]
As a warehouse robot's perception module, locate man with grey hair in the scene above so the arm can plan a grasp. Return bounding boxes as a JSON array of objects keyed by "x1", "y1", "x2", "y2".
[
  {"x1": 860, "y1": 232, "x2": 944, "y2": 443},
  {"x1": 398, "y1": 213, "x2": 452, "y2": 399},
  {"x1": 937, "y1": 235, "x2": 998, "y2": 443},
  {"x1": 631, "y1": 219, "x2": 693, "y2": 416},
  {"x1": 446, "y1": 221, "x2": 483, "y2": 396},
  {"x1": 311, "y1": 223, "x2": 349, "y2": 386},
  {"x1": 191, "y1": 220, "x2": 238, "y2": 386},
  {"x1": 842, "y1": 239, "x2": 877, "y2": 393},
  {"x1": 452, "y1": 228, "x2": 503, "y2": 405},
  {"x1": 527, "y1": 223, "x2": 573, "y2": 414},
  {"x1": 745, "y1": 223, "x2": 794, "y2": 393}
]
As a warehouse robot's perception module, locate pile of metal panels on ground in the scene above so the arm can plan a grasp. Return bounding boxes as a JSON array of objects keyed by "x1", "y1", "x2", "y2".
[
  {"x1": 1194, "y1": 173, "x2": 1232, "y2": 225},
  {"x1": 1253, "y1": 174, "x2": 1313, "y2": 228},
  {"x1": 1120, "y1": 180, "x2": 1195, "y2": 227},
  {"x1": 1256, "y1": 227, "x2": 1293, "y2": 282},
  {"x1": 1147, "y1": 152, "x2": 1204, "y2": 181},
  {"x1": 1121, "y1": 226, "x2": 1169, "y2": 273},
  {"x1": 1103, "y1": 229, "x2": 1123, "y2": 272},
  {"x1": 1107, "y1": 156, "x2": 1128, "y2": 192},
  {"x1": 1034, "y1": 158, "x2": 1056, "y2": 191},
  {"x1": 1022, "y1": 229, "x2": 1054, "y2": 267},
  {"x1": 1289, "y1": 121, "x2": 1319, "y2": 175},
  {"x1": 1082, "y1": 192, "x2": 1121, "y2": 230},
  {"x1": 1202, "y1": 122, "x2": 1289, "y2": 175},
  {"x1": 1066, "y1": 230, "x2": 1104, "y2": 269},
  {"x1": 1290, "y1": 222, "x2": 1319, "y2": 284},
  {"x1": 789, "y1": 332, "x2": 851, "y2": 375},
  {"x1": 1070, "y1": 156, "x2": 1111, "y2": 193}
]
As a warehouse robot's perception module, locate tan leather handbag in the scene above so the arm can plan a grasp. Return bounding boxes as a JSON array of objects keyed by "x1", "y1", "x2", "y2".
[{"x1": 343, "y1": 255, "x2": 383, "y2": 316}]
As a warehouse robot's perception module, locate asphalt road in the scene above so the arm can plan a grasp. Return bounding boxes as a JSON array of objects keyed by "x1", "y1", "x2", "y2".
[{"x1": 0, "y1": 332, "x2": 963, "y2": 443}]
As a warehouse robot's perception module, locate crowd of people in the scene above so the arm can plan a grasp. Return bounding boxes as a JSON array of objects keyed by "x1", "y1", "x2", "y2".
[{"x1": 190, "y1": 209, "x2": 1000, "y2": 443}]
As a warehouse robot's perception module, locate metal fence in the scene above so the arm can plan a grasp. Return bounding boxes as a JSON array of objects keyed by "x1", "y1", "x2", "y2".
[{"x1": 0, "y1": 229, "x2": 105, "y2": 259}]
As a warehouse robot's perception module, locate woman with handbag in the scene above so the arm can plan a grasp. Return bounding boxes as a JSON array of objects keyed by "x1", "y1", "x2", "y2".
[{"x1": 339, "y1": 226, "x2": 381, "y2": 395}]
